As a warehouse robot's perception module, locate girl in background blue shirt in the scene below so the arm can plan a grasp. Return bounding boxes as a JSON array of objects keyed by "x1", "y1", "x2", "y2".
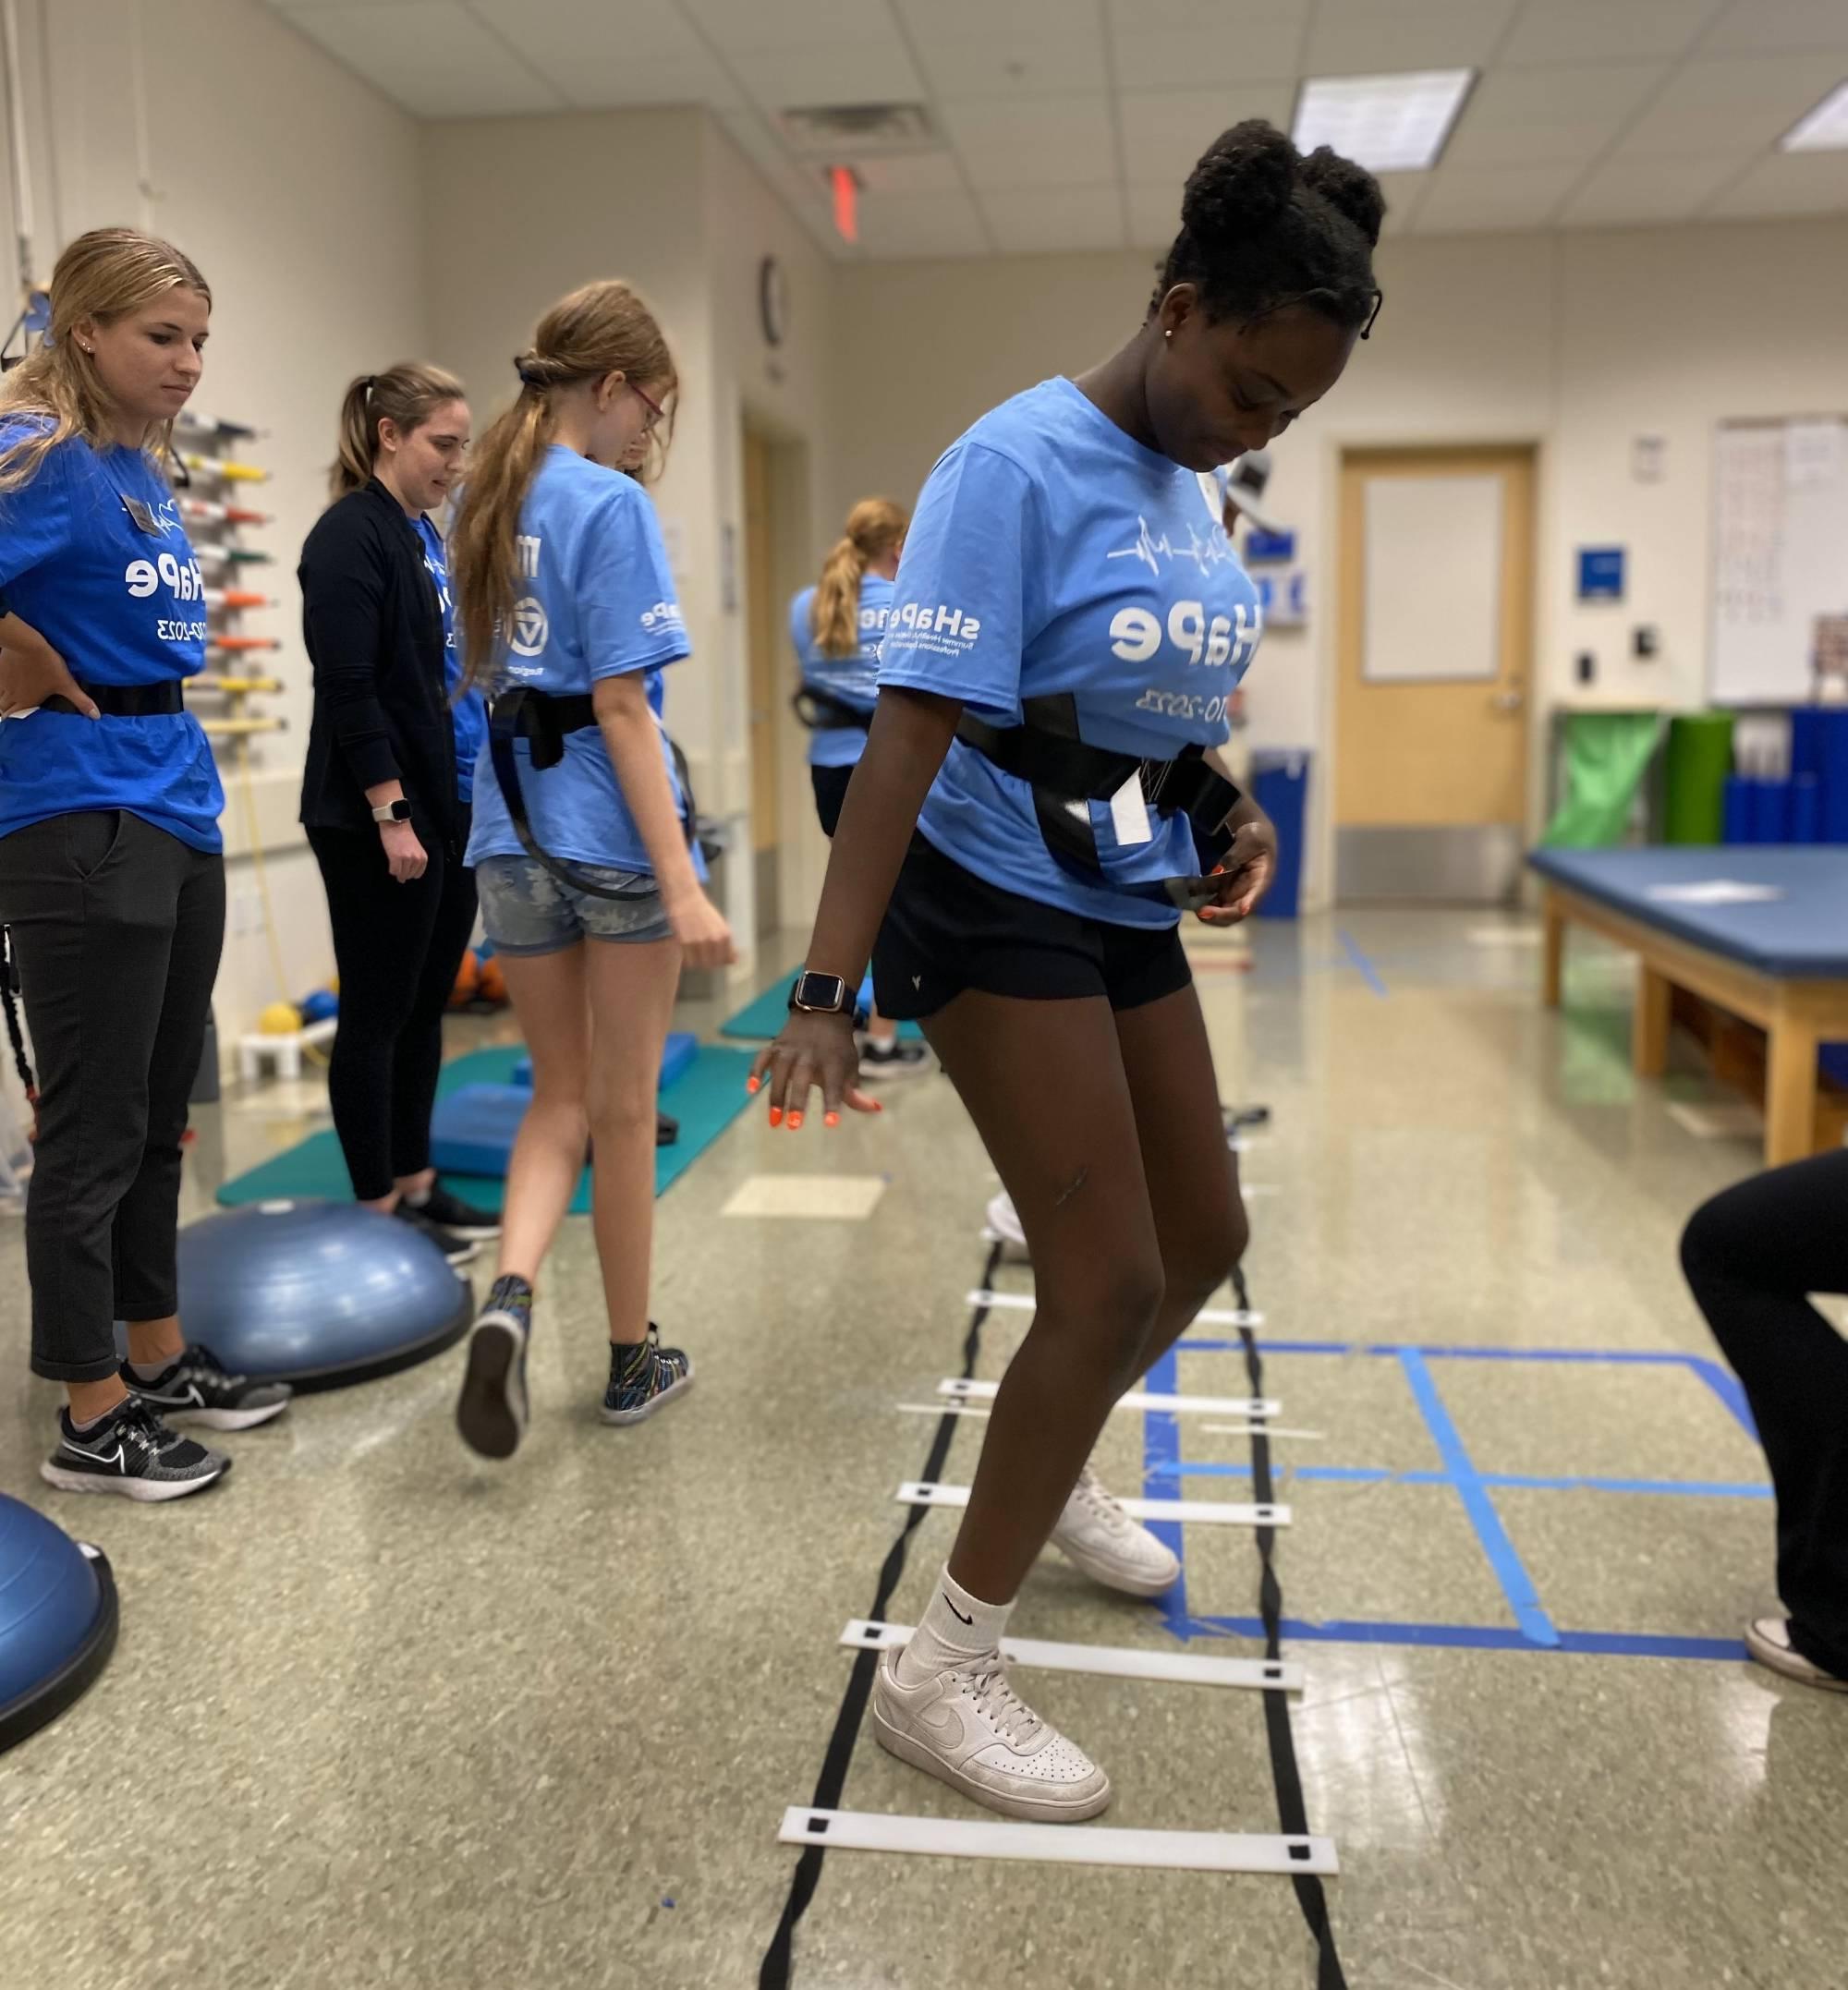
[
  {"x1": 0, "y1": 228, "x2": 290, "y2": 1503},
  {"x1": 753, "y1": 121, "x2": 1385, "y2": 1823},
  {"x1": 446, "y1": 279, "x2": 732, "y2": 1462},
  {"x1": 789, "y1": 497, "x2": 927, "y2": 1079}
]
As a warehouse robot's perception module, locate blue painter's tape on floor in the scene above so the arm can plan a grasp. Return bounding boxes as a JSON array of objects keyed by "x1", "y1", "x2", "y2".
[
  {"x1": 1335, "y1": 928, "x2": 1388, "y2": 997},
  {"x1": 1139, "y1": 1347, "x2": 1192, "y2": 1641},
  {"x1": 1170, "y1": 1612, "x2": 1749, "y2": 1663},
  {"x1": 1398, "y1": 1349, "x2": 1560, "y2": 1648},
  {"x1": 1153, "y1": 1461, "x2": 1773, "y2": 1499},
  {"x1": 1688, "y1": 1356, "x2": 1759, "y2": 1440}
]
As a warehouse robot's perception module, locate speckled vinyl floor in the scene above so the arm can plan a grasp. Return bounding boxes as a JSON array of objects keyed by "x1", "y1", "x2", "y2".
[{"x1": 2, "y1": 910, "x2": 1840, "y2": 1990}]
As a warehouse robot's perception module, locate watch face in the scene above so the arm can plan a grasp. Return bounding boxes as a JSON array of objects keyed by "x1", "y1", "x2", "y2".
[{"x1": 759, "y1": 256, "x2": 788, "y2": 349}]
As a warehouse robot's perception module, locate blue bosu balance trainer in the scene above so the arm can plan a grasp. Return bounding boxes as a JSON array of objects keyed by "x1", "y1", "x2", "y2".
[
  {"x1": 0, "y1": 1495, "x2": 118, "y2": 1754},
  {"x1": 159, "y1": 1200, "x2": 472, "y2": 1391}
]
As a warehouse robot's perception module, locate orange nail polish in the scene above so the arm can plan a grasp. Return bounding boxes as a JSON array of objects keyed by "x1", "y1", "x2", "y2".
[
  {"x1": 788, "y1": 1112, "x2": 804, "y2": 1130},
  {"x1": 768, "y1": 1107, "x2": 783, "y2": 1127},
  {"x1": 746, "y1": 1075, "x2": 760, "y2": 1094},
  {"x1": 825, "y1": 1111, "x2": 840, "y2": 1128}
]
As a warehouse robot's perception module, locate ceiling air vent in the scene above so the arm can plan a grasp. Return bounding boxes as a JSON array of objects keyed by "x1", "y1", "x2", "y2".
[{"x1": 777, "y1": 103, "x2": 939, "y2": 159}]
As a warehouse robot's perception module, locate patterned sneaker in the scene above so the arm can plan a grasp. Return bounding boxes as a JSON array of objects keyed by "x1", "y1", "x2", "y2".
[
  {"x1": 393, "y1": 1201, "x2": 480, "y2": 1266},
  {"x1": 407, "y1": 1183, "x2": 501, "y2": 1241},
  {"x1": 123, "y1": 1344, "x2": 292, "y2": 1431},
  {"x1": 1049, "y1": 1462, "x2": 1180, "y2": 1597},
  {"x1": 871, "y1": 1645, "x2": 1112, "y2": 1823},
  {"x1": 456, "y1": 1275, "x2": 532, "y2": 1462},
  {"x1": 42, "y1": 1399, "x2": 231, "y2": 1502},
  {"x1": 601, "y1": 1326, "x2": 694, "y2": 1426},
  {"x1": 859, "y1": 1037, "x2": 930, "y2": 1083}
]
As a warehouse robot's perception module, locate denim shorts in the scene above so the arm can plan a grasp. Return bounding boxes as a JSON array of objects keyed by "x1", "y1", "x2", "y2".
[{"x1": 474, "y1": 854, "x2": 672, "y2": 956}]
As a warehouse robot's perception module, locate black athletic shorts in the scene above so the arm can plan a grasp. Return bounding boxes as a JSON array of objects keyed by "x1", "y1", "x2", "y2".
[
  {"x1": 872, "y1": 833, "x2": 1191, "y2": 1022},
  {"x1": 810, "y1": 763, "x2": 854, "y2": 839}
]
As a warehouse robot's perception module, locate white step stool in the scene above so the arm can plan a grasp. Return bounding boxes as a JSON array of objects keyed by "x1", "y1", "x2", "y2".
[{"x1": 237, "y1": 1016, "x2": 338, "y2": 1084}]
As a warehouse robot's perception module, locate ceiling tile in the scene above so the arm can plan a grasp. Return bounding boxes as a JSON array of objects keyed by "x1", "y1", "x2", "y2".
[
  {"x1": 979, "y1": 186, "x2": 1127, "y2": 254},
  {"x1": 906, "y1": 34, "x2": 1108, "y2": 100},
  {"x1": 470, "y1": 0, "x2": 702, "y2": 68},
  {"x1": 1413, "y1": 158, "x2": 1582, "y2": 233},
  {"x1": 894, "y1": 0, "x2": 1082, "y2": 42},
  {"x1": 1613, "y1": 55, "x2": 1841, "y2": 155},
  {"x1": 1444, "y1": 61, "x2": 1668, "y2": 167},
  {"x1": 1558, "y1": 151, "x2": 1745, "y2": 224},
  {"x1": 1118, "y1": 85, "x2": 1297, "y2": 183},
  {"x1": 731, "y1": 41, "x2": 926, "y2": 113},
  {"x1": 1126, "y1": 182, "x2": 1183, "y2": 248},
  {"x1": 940, "y1": 93, "x2": 1117, "y2": 189},
  {"x1": 1109, "y1": 17, "x2": 1308, "y2": 91},
  {"x1": 1106, "y1": 0, "x2": 1310, "y2": 28},
  {"x1": 677, "y1": 0, "x2": 906, "y2": 55},
  {"x1": 1502, "y1": 0, "x2": 1724, "y2": 67},
  {"x1": 852, "y1": 151, "x2": 967, "y2": 195},
  {"x1": 1701, "y1": 0, "x2": 1848, "y2": 54},
  {"x1": 855, "y1": 189, "x2": 992, "y2": 258},
  {"x1": 1704, "y1": 148, "x2": 1848, "y2": 218},
  {"x1": 1305, "y1": 3, "x2": 1518, "y2": 77},
  {"x1": 277, "y1": 3, "x2": 562, "y2": 115}
]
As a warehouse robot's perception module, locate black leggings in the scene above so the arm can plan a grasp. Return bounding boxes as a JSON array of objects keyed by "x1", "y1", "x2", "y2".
[
  {"x1": 308, "y1": 819, "x2": 478, "y2": 1204},
  {"x1": 0, "y1": 811, "x2": 224, "y2": 1383},
  {"x1": 1681, "y1": 1149, "x2": 1848, "y2": 1676}
]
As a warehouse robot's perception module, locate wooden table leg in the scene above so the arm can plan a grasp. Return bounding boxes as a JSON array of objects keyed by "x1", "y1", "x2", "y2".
[
  {"x1": 1541, "y1": 891, "x2": 1565, "y2": 1009},
  {"x1": 1766, "y1": 1014, "x2": 1820, "y2": 1168},
  {"x1": 1635, "y1": 962, "x2": 1672, "y2": 1078}
]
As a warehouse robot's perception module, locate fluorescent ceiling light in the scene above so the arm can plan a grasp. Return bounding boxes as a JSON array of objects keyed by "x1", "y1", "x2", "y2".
[
  {"x1": 1781, "y1": 79, "x2": 1848, "y2": 152},
  {"x1": 1293, "y1": 70, "x2": 1475, "y2": 174}
]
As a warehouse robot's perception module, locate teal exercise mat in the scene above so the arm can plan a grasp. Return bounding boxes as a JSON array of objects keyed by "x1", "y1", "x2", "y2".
[
  {"x1": 214, "y1": 1040, "x2": 759, "y2": 1214},
  {"x1": 720, "y1": 965, "x2": 924, "y2": 1042}
]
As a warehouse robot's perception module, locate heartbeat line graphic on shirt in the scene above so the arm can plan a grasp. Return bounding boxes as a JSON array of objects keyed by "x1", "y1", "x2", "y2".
[{"x1": 1106, "y1": 516, "x2": 1236, "y2": 578}]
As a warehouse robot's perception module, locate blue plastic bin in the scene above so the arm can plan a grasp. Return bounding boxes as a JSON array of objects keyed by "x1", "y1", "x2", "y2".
[{"x1": 1250, "y1": 750, "x2": 1308, "y2": 920}]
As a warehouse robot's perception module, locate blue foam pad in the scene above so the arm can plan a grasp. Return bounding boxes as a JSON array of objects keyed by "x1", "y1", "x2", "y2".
[
  {"x1": 509, "y1": 1029, "x2": 697, "y2": 1093},
  {"x1": 0, "y1": 1496, "x2": 116, "y2": 1753},
  {"x1": 430, "y1": 1085, "x2": 530, "y2": 1177},
  {"x1": 1527, "y1": 846, "x2": 1848, "y2": 978}
]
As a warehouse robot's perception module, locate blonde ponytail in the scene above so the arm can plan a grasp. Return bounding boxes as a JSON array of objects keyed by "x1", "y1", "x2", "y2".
[
  {"x1": 451, "y1": 279, "x2": 675, "y2": 694},
  {"x1": 329, "y1": 361, "x2": 465, "y2": 500},
  {"x1": 811, "y1": 496, "x2": 906, "y2": 660}
]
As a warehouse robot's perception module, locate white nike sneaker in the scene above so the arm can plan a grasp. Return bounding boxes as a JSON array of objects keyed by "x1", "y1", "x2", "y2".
[
  {"x1": 984, "y1": 1190, "x2": 1029, "y2": 1259},
  {"x1": 872, "y1": 1645, "x2": 1111, "y2": 1823},
  {"x1": 1049, "y1": 1463, "x2": 1181, "y2": 1598}
]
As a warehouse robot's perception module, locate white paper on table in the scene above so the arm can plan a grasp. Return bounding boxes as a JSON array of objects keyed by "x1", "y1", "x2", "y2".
[
  {"x1": 1785, "y1": 419, "x2": 1843, "y2": 492},
  {"x1": 1645, "y1": 880, "x2": 1786, "y2": 905}
]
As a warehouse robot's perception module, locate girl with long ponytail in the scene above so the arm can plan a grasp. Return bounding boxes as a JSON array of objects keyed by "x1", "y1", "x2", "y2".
[
  {"x1": 788, "y1": 497, "x2": 925, "y2": 1076},
  {"x1": 447, "y1": 279, "x2": 732, "y2": 1462}
]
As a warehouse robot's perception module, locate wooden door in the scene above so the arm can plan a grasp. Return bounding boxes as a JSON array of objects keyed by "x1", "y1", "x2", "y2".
[
  {"x1": 1334, "y1": 445, "x2": 1535, "y2": 902},
  {"x1": 743, "y1": 429, "x2": 781, "y2": 935}
]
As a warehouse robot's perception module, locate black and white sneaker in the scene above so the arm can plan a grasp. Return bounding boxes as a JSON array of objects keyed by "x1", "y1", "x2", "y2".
[
  {"x1": 456, "y1": 1275, "x2": 532, "y2": 1462},
  {"x1": 394, "y1": 1201, "x2": 480, "y2": 1266},
  {"x1": 859, "y1": 1037, "x2": 930, "y2": 1083},
  {"x1": 42, "y1": 1400, "x2": 231, "y2": 1502},
  {"x1": 124, "y1": 1344, "x2": 292, "y2": 1431},
  {"x1": 406, "y1": 1183, "x2": 501, "y2": 1242}
]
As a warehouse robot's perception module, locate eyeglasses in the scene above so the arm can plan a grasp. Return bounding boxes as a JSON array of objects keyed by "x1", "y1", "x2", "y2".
[{"x1": 629, "y1": 381, "x2": 666, "y2": 431}]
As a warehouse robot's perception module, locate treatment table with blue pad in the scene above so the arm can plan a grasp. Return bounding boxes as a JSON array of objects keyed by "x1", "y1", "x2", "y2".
[{"x1": 1528, "y1": 845, "x2": 1848, "y2": 1167}]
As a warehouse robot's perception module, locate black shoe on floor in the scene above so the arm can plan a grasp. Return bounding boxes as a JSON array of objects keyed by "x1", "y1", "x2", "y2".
[
  {"x1": 456, "y1": 1274, "x2": 533, "y2": 1462},
  {"x1": 42, "y1": 1400, "x2": 231, "y2": 1502},
  {"x1": 406, "y1": 1183, "x2": 501, "y2": 1241},
  {"x1": 394, "y1": 1201, "x2": 480, "y2": 1266},
  {"x1": 124, "y1": 1344, "x2": 292, "y2": 1431},
  {"x1": 859, "y1": 1037, "x2": 931, "y2": 1082}
]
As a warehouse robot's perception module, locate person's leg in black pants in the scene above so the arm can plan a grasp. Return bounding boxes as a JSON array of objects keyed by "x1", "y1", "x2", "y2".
[
  {"x1": 1681, "y1": 1148, "x2": 1848, "y2": 1684},
  {"x1": 387, "y1": 840, "x2": 478, "y2": 1192},
  {"x1": 309, "y1": 826, "x2": 449, "y2": 1206}
]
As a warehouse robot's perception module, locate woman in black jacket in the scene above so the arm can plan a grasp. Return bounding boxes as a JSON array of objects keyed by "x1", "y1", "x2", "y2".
[{"x1": 299, "y1": 363, "x2": 494, "y2": 1262}]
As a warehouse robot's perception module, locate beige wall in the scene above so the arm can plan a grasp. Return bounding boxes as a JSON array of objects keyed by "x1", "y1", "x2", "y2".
[
  {"x1": 830, "y1": 217, "x2": 1848, "y2": 906},
  {"x1": 0, "y1": 0, "x2": 428, "y2": 1039}
]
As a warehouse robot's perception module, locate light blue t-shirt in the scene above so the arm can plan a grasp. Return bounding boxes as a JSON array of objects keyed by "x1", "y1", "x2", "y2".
[
  {"x1": 415, "y1": 513, "x2": 485, "y2": 807},
  {"x1": 790, "y1": 573, "x2": 894, "y2": 770},
  {"x1": 0, "y1": 419, "x2": 223, "y2": 852},
  {"x1": 877, "y1": 378, "x2": 1261, "y2": 928},
  {"x1": 466, "y1": 446, "x2": 698, "y2": 878}
]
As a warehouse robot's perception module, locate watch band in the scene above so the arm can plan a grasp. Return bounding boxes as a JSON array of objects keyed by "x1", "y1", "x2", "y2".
[{"x1": 371, "y1": 799, "x2": 412, "y2": 824}]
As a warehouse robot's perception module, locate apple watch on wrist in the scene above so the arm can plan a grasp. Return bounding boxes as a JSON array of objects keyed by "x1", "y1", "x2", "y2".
[
  {"x1": 371, "y1": 798, "x2": 412, "y2": 824},
  {"x1": 787, "y1": 969, "x2": 856, "y2": 1018}
]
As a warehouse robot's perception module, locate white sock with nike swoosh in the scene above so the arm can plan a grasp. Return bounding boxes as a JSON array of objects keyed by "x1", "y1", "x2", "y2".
[{"x1": 896, "y1": 1565, "x2": 1015, "y2": 1685}]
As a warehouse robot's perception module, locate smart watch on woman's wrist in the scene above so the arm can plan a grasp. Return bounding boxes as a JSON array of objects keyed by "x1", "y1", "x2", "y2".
[
  {"x1": 788, "y1": 970, "x2": 856, "y2": 1017},
  {"x1": 371, "y1": 799, "x2": 413, "y2": 824}
]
